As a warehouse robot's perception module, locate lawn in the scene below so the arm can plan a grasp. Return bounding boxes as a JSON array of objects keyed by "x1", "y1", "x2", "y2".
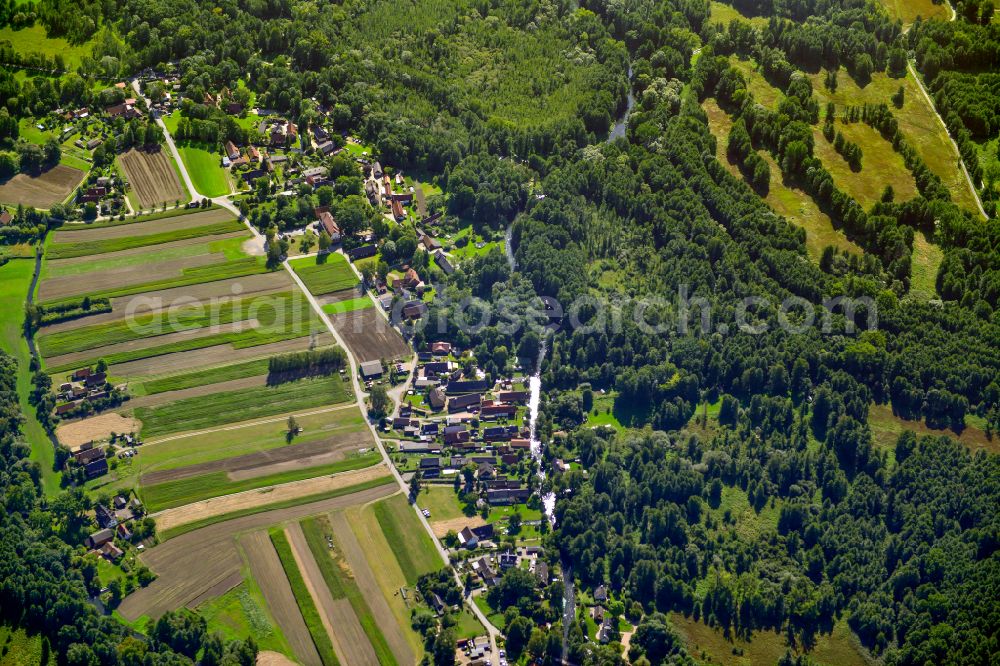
[
  {"x1": 448, "y1": 225, "x2": 503, "y2": 262},
  {"x1": 419, "y1": 485, "x2": 468, "y2": 522},
  {"x1": 197, "y1": 579, "x2": 293, "y2": 657},
  {"x1": 373, "y1": 494, "x2": 442, "y2": 584},
  {"x1": 453, "y1": 607, "x2": 486, "y2": 640},
  {"x1": 585, "y1": 392, "x2": 625, "y2": 431},
  {"x1": 0, "y1": 259, "x2": 61, "y2": 495},
  {"x1": 158, "y1": 475, "x2": 395, "y2": 541},
  {"x1": 134, "y1": 374, "x2": 353, "y2": 438},
  {"x1": 0, "y1": 24, "x2": 92, "y2": 69},
  {"x1": 322, "y1": 296, "x2": 373, "y2": 315},
  {"x1": 45, "y1": 219, "x2": 245, "y2": 260},
  {"x1": 141, "y1": 450, "x2": 380, "y2": 511},
  {"x1": 137, "y1": 406, "x2": 367, "y2": 472},
  {"x1": 671, "y1": 614, "x2": 869, "y2": 666},
  {"x1": 269, "y1": 528, "x2": 340, "y2": 666},
  {"x1": 289, "y1": 254, "x2": 358, "y2": 296},
  {"x1": 176, "y1": 143, "x2": 230, "y2": 197},
  {"x1": 473, "y1": 595, "x2": 504, "y2": 631},
  {"x1": 302, "y1": 516, "x2": 398, "y2": 666}
]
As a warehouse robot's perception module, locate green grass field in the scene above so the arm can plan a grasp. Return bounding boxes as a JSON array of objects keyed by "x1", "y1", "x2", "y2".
[
  {"x1": 141, "y1": 451, "x2": 379, "y2": 512},
  {"x1": 269, "y1": 528, "x2": 341, "y2": 666},
  {"x1": 134, "y1": 373, "x2": 353, "y2": 438},
  {"x1": 198, "y1": 579, "x2": 294, "y2": 657},
  {"x1": 372, "y1": 494, "x2": 441, "y2": 584},
  {"x1": 302, "y1": 516, "x2": 398, "y2": 666},
  {"x1": 41, "y1": 234, "x2": 247, "y2": 280},
  {"x1": 322, "y1": 296, "x2": 373, "y2": 315},
  {"x1": 0, "y1": 259, "x2": 61, "y2": 495},
  {"x1": 46, "y1": 219, "x2": 244, "y2": 260},
  {"x1": 0, "y1": 623, "x2": 54, "y2": 666},
  {"x1": 419, "y1": 485, "x2": 467, "y2": 522},
  {"x1": 176, "y1": 143, "x2": 230, "y2": 197},
  {"x1": 158, "y1": 475, "x2": 395, "y2": 541},
  {"x1": 135, "y1": 358, "x2": 271, "y2": 396},
  {"x1": 289, "y1": 255, "x2": 358, "y2": 296},
  {"x1": 138, "y1": 406, "x2": 366, "y2": 471},
  {"x1": 909, "y1": 231, "x2": 943, "y2": 301},
  {"x1": 0, "y1": 24, "x2": 92, "y2": 69},
  {"x1": 38, "y1": 290, "x2": 304, "y2": 357},
  {"x1": 41, "y1": 256, "x2": 268, "y2": 309}
]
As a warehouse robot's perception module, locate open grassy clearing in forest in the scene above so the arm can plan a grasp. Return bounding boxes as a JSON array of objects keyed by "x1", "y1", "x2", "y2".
[
  {"x1": 729, "y1": 57, "x2": 783, "y2": 110},
  {"x1": 868, "y1": 402, "x2": 998, "y2": 456},
  {"x1": 373, "y1": 493, "x2": 442, "y2": 584},
  {"x1": 671, "y1": 614, "x2": 870, "y2": 666},
  {"x1": 0, "y1": 623, "x2": 54, "y2": 666},
  {"x1": 708, "y1": 1, "x2": 768, "y2": 27},
  {"x1": 0, "y1": 23, "x2": 93, "y2": 68},
  {"x1": 118, "y1": 148, "x2": 188, "y2": 208},
  {"x1": 812, "y1": 121, "x2": 919, "y2": 209},
  {"x1": 134, "y1": 373, "x2": 353, "y2": 438},
  {"x1": 0, "y1": 260, "x2": 61, "y2": 495},
  {"x1": 0, "y1": 164, "x2": 85, "y2": 208},
  {"x1": 703, "y1": 99, "x2": 861, "y2": 259},
  {"x1": 909, "y1": 231, "x2": 943, "y2": 301},
  {"x1": 289, "y1": 254, "x2": 358, "y2": 296},
  {"x1": 807, "y1": 67, "x2": 982, "y2": 216},
  {"x1": 878, "y1": 0, "x2": 950, "y2": 25}
]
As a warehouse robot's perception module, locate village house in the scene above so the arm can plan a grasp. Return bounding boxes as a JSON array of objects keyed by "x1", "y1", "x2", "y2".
[
  {"x1": 315, "y1": 207, "x2": 341, "y2": 241},
  {"x1": 433, "y1": 250, "x2": 455, "y2": 275},
  {"x1": 347, "y1": 245, "x2": 377, "y2": 261},
  {"x1": 443, "y1": 424, "x2": 471, "y2": 445},
  {"x1": 428, "y1": 386, "x2": 447, "y2": 411},
  {"x1": 446, "y1": 379, "x2": 489, "y2": 394},
  {"x1": 448, "y1": 393, "x2": 481, "y2": 414},
  {"x1": 86, "y1": 528, "x2": 114, "y2": 549},
  {"x1": 359, "y1": 360, "x2": 383, "y2": 380},
  {"x1": 487, "y1": 487, "x2": 531, "y2": 505},
  {"x1": 225, "y1": 141, "x2": 240, "y2": 160}
]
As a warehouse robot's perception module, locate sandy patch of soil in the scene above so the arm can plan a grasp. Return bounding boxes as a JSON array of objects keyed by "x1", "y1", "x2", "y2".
[
  {"x1": 430, "y1": 515, "x2": 486, "y2": 538},
  {"x1": 56, "y1": 412, "x2": 141, "y2": 449}
]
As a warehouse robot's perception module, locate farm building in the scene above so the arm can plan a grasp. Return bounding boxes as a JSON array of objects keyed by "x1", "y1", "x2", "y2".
[{"x1": 360, "y1": 360, "x2": 383, "y2": 380}]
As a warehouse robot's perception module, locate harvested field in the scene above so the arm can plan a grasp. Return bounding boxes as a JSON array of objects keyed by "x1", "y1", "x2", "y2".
[
  {"x1": 110, "y1": 334, "x2": 332, "y2": 379},
  {"x1": 117, "y1": 475, "x2": 396, "y2": 621},
  {"x1": 52, "y1": 207, "x2": 234, "y2": 243},
  {"x1": 257, "y1": 652, "x2": 298, "y2": 666},
  {"x1": 0, "y1": 164, "x2": 85, "y2": 208},
  {"x1": 430, "y1": 515, "x2": 486, "y2": 538},
  {"x1": 119, "y1": 148, "x2": 186, "y2": 208},
  {"x1": 330, "y1": 308, "x2": 409, "y2": 363},
  {"x1": 127, "y1": 374, "x2": 269, "y2": 409},
  {"x1": 287, "y1": 522, "x2": 377, "y2": 666},
  {"x1": 330, "y1": 511, "x2": 415, "y2": 665},
  {"x1": 56, "y1": 412, "x2": 140, "y2": 449},
  {"x1": 140, "y1": 431, "x2": 370, "y2": 485},
  {"x1": 241, "y1": 531, "x2": 321, "y2": 666},
  {"x1": 151, "y1": 465, "x2": 392, "y2": 535}
]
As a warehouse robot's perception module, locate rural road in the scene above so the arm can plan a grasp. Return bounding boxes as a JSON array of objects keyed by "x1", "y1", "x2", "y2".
[{"x1": 132, "y1": 77, "x2": 502, "y2": 662}]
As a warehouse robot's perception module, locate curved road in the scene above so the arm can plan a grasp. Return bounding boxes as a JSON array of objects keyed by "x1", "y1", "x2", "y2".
[{"x1": 131, "y1": 79, "x2": 502, "y2": 662}]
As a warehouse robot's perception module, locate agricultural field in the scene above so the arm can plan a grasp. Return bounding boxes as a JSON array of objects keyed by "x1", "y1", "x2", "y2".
[
  {"x1": 289, "y1": 254, "x2": 358, "y2": 296},
  {"x1": 116, "y1": 475, "x2": 396, "y2": 624},
  {"x1": 0, "y1": 164, "x2": 86, "y2": 208},
  {"x1": 327, "y1": 308, "x2": 410, "y2": 364},
  {"x1": 118, "y1": 148, "x2": 187, "y2": 208},
  {"x1": 703, "y1": 99, "x2": 861, "y2": 260},
  {"x1": 197, "y1": 578, "x2": 294, "y2": 658}
]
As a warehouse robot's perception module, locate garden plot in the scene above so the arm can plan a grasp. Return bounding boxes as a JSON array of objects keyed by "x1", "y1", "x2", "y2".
[{"x1": 119, "y1": 148, "x2": 187, "y2": 208}]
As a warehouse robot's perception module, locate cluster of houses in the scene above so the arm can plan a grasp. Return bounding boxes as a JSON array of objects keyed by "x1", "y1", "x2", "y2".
[
  {"x1": 84, "y1": 495, "x2": 145, "y2": 562},
  {"x1": 381, "y1": 343, "x2": 537, "y2": 507},
  {"x1": 75, "y1": 175, "x2": 123, "y2": 215},
  {"x1": 589, "y1": 585, "x2": 617, "y2": 643},
  {"x1": 54, "y1": 367, "x2": 117, "y2": 418},
  {"x1": 468, "y1": 546, "x2": 549, "y2": 589}
]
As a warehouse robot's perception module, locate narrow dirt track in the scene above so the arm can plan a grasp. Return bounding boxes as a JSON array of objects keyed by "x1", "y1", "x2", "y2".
[
  {"x1": 241, "y1": 530, "x2": 322, "y2": 666},
  {"x1": 286, "y1": 522, "x2": 378, "y2": 666},
  {"x1": 117, "y1": 479, "x2": 396, "y2": 621},
  {"x1": 330, "y1": 511, "x2": 416, "y2": 665}
]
